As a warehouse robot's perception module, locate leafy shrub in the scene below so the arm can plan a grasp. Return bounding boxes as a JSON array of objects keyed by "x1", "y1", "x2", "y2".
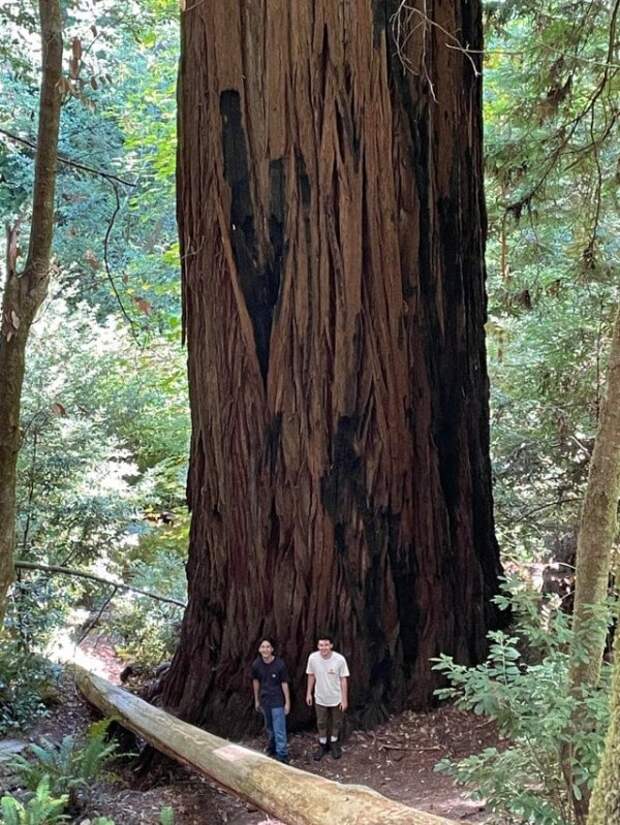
[
  {"x1": 0, "y1": 634, "x2": 58, "y2": 736},
  {"x1": 109, "y1": 550, "x2": 186, "y2": 667},
  {"x1": 0, "y1": 780, "x2": 174, "y2": 825},
  {"x1": 0, "y1": 777, "x2": 67, "y2": 825},
  {"x1": 432, "y1": 580, "x2": 612, "y2": 825},
  {"x1": 11, "y1": 720, "x2": 118, "y2": 799}
]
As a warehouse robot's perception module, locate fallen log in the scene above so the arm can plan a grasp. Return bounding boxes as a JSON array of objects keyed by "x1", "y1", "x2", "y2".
[{"x1": 75, "y1": 666, "x2": 457, "y2": 825}]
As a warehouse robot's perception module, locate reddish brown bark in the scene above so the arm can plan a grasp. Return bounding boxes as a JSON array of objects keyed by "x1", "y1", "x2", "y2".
[{"x1": 163, "y1": 0, "x2": 501, "y2": 734}]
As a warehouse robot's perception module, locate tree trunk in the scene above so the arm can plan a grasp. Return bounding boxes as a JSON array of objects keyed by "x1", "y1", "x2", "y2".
[
  {"x1": 163, "y1": 0, "x2": 501, "y2": 735},
  {"x1": 563, "y1": 306, "x2": 620, "y2": 822},
  {"x1": 0, "y1": 0, "x2": 63, "y2": 626},
  {"x1": 76, "y1": 666, "x2": 457, "y2": 825},
  {"x1": 569, "y1": 307, "x2": 620, "y2": 688},
  {"x1": 587, "y1": 629, "x2": 620, "y2": 825}
]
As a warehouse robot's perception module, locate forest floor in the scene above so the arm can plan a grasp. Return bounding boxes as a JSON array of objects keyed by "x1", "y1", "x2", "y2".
[{"x1": 5, "y1": 633, "x2": 502, "y2": 824}]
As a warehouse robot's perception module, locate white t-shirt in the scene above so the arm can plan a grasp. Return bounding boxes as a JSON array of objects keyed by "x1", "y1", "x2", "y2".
[{"x1": 306, "y1": 651, "x2": 350, "y2": 707}]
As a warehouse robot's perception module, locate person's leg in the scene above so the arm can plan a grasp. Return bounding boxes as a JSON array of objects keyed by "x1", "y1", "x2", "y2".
[
  {"x1": 327, "y1": 707, "x2": 336, "y2": 746},
  {"x1": 330, "y1": 706, "x2": 344, "y2": 759},
  {"x1": 262, "y1": 706, "x2": 275, "y2": 755},
  {"x1": 271, "y1": 706, "x2": 288, "y2": 762},
  {"x1": 313, "y1": 705, "x2": 330, "y2": 760}
]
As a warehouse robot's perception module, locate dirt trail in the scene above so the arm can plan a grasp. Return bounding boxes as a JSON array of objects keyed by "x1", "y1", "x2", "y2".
[{"x1": 14, "y1": 634, "x2": 497, "y2": 824}]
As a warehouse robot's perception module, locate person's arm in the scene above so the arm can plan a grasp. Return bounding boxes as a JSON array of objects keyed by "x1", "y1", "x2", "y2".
[
  {"x1": 339, "y1": 676, "x2": 348, "y2": 712},
  {"x1": 306, "y1": 673, "x2": 316, "y2": 706},
  {"x1": 282, "y1": 681, "x2": 291, "y2": 714},
  {"x1": 252, "y1": 678, "x2": 261, "y2": 711}
]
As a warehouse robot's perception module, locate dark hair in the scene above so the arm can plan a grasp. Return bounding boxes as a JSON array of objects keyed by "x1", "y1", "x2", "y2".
[
  {"x1": 258, "y1": 637, "x2": 276, "y2": 650},
  {"x1": 316, "y1": 632, "x2": 334, "y2": 644}
]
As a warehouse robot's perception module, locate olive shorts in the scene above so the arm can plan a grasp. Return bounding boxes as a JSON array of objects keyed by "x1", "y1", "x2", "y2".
[{"x1": 315, "y1": 703, "x2": 344, "y2": 739}]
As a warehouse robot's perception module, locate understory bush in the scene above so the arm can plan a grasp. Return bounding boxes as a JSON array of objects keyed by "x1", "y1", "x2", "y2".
[
  {"x1": 433, "y1": 579, "x2": 613, "y2": 825},
  {"x1": 108, "y1": 549, "x2": 186, "y2": 667},
  {"x1": 0, "y1": 778, "x2": 174, "y2": 825},
  {"x1": 0, "y1": 778, "x2": 67, "y2": 825},
  {"x1": 11, "y1": 720, "x2": 118, "y2": 801},
  {"x1": 4, "y1": 722, "x2": 175, "y2": 824},
  {"x1": 0, "y1": 633, "x2": 59, "y2": 736}
]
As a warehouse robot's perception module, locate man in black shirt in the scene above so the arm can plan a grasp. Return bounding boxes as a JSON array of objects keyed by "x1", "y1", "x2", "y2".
[{"x1": 251, "y1": 638, "x2": 290, "y2": 763}]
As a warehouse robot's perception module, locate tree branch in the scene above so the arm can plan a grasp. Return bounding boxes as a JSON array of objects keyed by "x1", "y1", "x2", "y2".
[
  {"x1": 103, "y1": 181, "x2": 139, "y2": 338},
  {"x1": 505, "y1": 0, "x2": 620, "y2": 219},
  {"x1": 77, "y1": 585, "x2": 119, "y2": 644},
  {"x1": 0, "y1": 127, "x2": 136, "y2": 189},
  {"x1": 14, "y1": 560, "x2": 187, "y2": 608}
]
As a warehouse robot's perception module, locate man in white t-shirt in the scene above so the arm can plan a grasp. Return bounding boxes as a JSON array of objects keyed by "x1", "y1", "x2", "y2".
[{"x1": 305, "y1": 633, "x2": 350, "y2": 760}]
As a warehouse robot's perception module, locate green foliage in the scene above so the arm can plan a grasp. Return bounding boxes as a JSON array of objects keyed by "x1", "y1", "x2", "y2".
[
  {"x1": 11, "y1": 720, "x2": 118, "y2": 799},
  {"x1": 0, "y1": 778, "x2": 68, "y2": 825},
  {"x1": 109, "y1": 545, "x2": 186, "y2": 666},
  {"x1": 158, "y1": 807, "x2": 175, "y2": 825},
  {"x1": 17, "y1": 294, "x2": 188, "y2": 570},
  {"x1": 0, "y1": 633, "x2": 57, "y2": 735},
  {"x1": 432, "y1": 583, "x2": 612, "y2": 824},
  {"x1": 484, "y1": 0, "x2": 620, "y2": 565},
  {"x1": 0, "y1": 777, "x2": 175, "y2": 825},
  {"x1": 9, "y1": 292, "x2": 188, "y2": 684}
]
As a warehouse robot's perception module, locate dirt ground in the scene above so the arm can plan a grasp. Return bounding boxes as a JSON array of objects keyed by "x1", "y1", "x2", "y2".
[{"x1": 4, "y1": 634, "x2": 499, "y2": 824}]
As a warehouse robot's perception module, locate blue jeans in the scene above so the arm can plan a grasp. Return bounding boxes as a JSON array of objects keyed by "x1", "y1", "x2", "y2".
[{"x1": 262, "y1": 705, "x2": 288, "y2": 759}]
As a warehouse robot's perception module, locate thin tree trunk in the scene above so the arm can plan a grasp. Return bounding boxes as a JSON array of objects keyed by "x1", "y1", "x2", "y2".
[
  {"x1": 570, "y1": 307, "x2": 620, "y2": 686},
  {"x1": 564, "y1": 306, "x2": 620, "y2": 821},
  {"x1": 0, "y1": 0, "x2": 63, "y2": 626},
  {"x1": 164, "y1": 0, "x2": 501, "y2": 735},
  {"x1": 587, "y1": 626, "x2": 620, "y2": 825}
]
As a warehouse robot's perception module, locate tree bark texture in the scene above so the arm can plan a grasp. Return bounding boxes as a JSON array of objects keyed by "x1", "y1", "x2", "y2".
[
  {"x1": 587, "y1": 628, "x2": 620, "y2": 825},
  {"x1": 76, "y1": 666, "x2": 457, "y2": 825},
  {"x1": 0, "y1": 0, "x2": 63, "y2": 626},
  {"x1": 164, "y1": 0, "x2": 501, "y2": 734},
  {"x1": 569, "y1": 307, "x2": 620, "y2": 689},
  {"x1": 563, "y1": 306, "x2": 620, "y2": 823}
]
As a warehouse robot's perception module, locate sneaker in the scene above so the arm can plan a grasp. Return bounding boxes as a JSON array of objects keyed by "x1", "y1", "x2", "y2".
[
  {"x1": 312, "y1": 742, "x2": 329, "y2": 761},
  {"x1": 276, "y1": 755, "x2": 290, "y2": 764},
  {"x1": 331, "y1": 740, "x2": 342, "y2": 759},
  {"x1": 264, "y1": 745, "x2": 276, "y2": 757}
]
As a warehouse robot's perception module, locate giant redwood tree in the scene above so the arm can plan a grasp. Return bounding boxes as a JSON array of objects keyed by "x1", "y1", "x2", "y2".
[{"x1": 163, "y1": 0, "x2": 502, "y2": 734}]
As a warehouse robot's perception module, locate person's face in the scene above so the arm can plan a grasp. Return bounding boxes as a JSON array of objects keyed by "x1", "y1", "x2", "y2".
[
  {"x1": 259, "y1": 640, "x2": 274, "y2": 659},
  {"x1": 317, "y1": 639, "x2": 333, "y2": 658}
]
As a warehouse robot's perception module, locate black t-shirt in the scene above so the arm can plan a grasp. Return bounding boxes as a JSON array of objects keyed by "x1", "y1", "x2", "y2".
[{"x1": 251, "y1": 656, "x2": 289, "y2": 709}]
